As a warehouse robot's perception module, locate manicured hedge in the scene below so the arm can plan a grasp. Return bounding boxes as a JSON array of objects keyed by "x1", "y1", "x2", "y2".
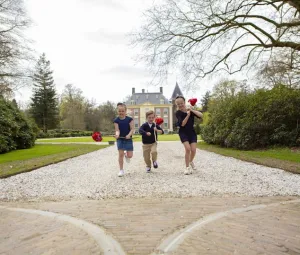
[{"x1": 201, "y1": 85, "x2": 300, "y2": 150}]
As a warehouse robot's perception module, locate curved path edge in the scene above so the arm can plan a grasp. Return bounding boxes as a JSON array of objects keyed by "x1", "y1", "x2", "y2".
[
  {"x1": 0, "y1": 206, "x2": 126, "y2": 255},
  {"x1": 153, "y1": 199, "x2": 300, "y2": 254}
]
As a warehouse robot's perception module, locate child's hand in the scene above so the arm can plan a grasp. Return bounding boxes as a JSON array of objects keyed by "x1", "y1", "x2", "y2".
[
  {"x1": 125, "y1": 134, "x2": 131, "y2": 139},
  {"x1": 187, "y1": 110, "x2": 191, "y2": 116},
  {"x1": 146, "y1": 132, "x2": 151, "y2": 136}
]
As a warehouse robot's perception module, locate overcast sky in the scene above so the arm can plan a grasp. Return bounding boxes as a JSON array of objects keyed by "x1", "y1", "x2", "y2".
[{"x1": 16, "y1": 0, "x2": 227, "y2": 105}]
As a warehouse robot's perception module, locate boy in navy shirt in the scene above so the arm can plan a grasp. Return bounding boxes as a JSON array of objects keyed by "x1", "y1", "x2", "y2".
[{"x1": 139, "y1": 110, "x2": 164, "y2": 173}]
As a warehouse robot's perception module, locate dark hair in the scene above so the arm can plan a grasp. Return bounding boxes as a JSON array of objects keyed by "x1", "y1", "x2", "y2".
[
  {"x1": 175, "y1": 95, "x2": 185, "y2": 102},
  {"x1": 146, "y1": 110, "x2": 155, "y2": 118},
  {"x1": 117, "y1": 102, "x2": 127, "y2": 110}
]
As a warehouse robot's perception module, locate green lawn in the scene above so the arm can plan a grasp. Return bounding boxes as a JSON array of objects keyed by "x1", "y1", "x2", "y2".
[
  {"x1": 0, "y1": 144, "x2": 108, "y2": 178},
  {"x1": 197, "y1": 142, "x2": 300, "y2": 174},
  {"x1": 37, "y1": 134, "x2": 202, "y2": 143},
  {"x1": 37, "y1": 136, "x2": 116, "y2": 143}
]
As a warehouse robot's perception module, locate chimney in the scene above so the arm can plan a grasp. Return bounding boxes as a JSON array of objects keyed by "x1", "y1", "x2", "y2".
[
  {"x1": 132, "y1": 87, "x2": 135, "y2": 94},
  {"x1": 142, "y1": 89, "x2": 145, "y2": 93},
  {"x1": 160, "y1": 87, "x2": 163, "y2": 93}
]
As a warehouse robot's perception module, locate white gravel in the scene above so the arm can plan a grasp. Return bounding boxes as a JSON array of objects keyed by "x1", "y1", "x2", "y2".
[{"x1": 0, "y1": 142, "x2": 300, "y2": 201}]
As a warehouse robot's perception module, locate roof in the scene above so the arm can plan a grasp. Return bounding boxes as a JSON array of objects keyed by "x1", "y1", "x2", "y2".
[
  {"x1": 171, "y1": 82, "x2": 184, "y2": 100},
  {"x1": 126, "y1": 92, "x2": 171, "y2": 105}
]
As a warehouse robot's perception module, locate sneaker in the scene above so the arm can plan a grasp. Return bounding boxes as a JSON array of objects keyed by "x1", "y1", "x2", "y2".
[
  {"x1": 118, "y1": 170, "x2": 125, "y2": 177},
  {"x1": 124, "y1": 152, "x2": 130, "y2": 163},
  {"x1": 153, "y1": 161, "x2": 158, "y2": 168},
  {"x1": 146, "y1": 167, "x2": 151, "y2": 173},
  {"x1": 190, "y1": 162, "x2": 196, "y2": 171},
  {"x1": 184, "y1": 167, "x2": 190, "y2": 175}
]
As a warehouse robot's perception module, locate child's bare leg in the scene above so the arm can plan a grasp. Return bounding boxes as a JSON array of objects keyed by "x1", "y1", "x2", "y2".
[
  {"x1": 183, "y1": 142, "x2": 191, "y2": 167},
  {"x1": 126, "y1": 151, "x2": 133, "y2": 159},
  {"x1": 190, "y1": 143, "x2": 197, "y2": 163},
  {"x1": 118, "y1": 150, "x2": 125, "y2": 170}
]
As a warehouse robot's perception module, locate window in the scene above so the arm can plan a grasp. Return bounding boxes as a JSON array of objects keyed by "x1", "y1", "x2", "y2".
[
  {"x1": 134, "y1": 109, "x2": 139, "y2": 116},
  {"x1": 146, "y1": 95, "x2": 149, "y2": 99},
  {"x1": 163, "y1": 108, "x2": 168, "y2": 115},
  {"x1": 134, "y1": 118, "x2": 139, "y2": 128},
  {"x1": 160, "y1": 99, "x2": 164, "y2": 104},
  {"x1": 164, "y1": 117, "x2": 168, "y2": 128},
  {"x1": 156, "y1": 95, "x2": 159, "y2": 98},
  {"x1": 127, "y1": 109, "x2": 133, "y2": 117},
  {"x1": 155, "y1": 108, "x2": 161, "y2": 116}
]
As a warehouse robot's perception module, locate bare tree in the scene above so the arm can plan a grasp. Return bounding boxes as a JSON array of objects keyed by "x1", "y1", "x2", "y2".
[
  {"x1": 131, "y1": 0, "x2": 300, "y2": 86},
  {"x1": 60, "y1": 84, "x2": 86, "y2": 130},
  {"x1": 257, "y1": 48, "x2": 300, "y2": 87},
  {"x1": 0, "y1": 0, "x2": 33, "y2": 97}
]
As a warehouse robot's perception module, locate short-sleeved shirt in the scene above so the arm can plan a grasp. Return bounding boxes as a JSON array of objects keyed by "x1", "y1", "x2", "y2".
[
  {"x1": 113, "y1": 116, "x2": 133, "y2": 138},
  {"x1": 175, "y1": 110, "x2": 198, "y2": 134}
]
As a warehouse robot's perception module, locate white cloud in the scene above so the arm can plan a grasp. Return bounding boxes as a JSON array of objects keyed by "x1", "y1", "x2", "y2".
[{"x1": 16, "y1": 0, "x2": 216, "y2": 106}]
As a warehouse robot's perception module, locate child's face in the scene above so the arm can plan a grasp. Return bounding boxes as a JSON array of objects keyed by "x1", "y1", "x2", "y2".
[
  {"x1": 117, "y1": 106, "x2": 126, "y2": 118},
  {"x1": 175, "y1": 98, "x2": 186, "y2": 111},
  {"x1": 147, "y1": 114, "x2": 155, "y2": 123}
]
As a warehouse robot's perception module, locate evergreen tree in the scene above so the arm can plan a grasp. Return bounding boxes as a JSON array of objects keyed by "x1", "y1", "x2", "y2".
[
  {"x1": 201, "y1": 91, "x2": 211, "y2": 112},
  {"x1": 11, "y1": 99, "x2": 18, "y2": 109},
  {"x1": 30, "y1": 53, "x2": 59, "y2": 132}
]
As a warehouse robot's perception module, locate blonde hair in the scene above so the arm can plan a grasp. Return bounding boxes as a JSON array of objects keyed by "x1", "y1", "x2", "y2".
[{"x1": 146, "y1": 110, "x2": 155, "y2": 118}]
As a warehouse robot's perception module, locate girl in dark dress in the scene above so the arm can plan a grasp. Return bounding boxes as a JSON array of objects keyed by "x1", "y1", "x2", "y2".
[{"x1": 175, "y1": 96, "x2": 203, "y2": 175}]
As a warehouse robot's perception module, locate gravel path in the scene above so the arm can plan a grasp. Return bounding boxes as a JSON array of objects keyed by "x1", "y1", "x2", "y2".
[{"x1": 1, "y1": 142, "x2": 299, "y2": 201}]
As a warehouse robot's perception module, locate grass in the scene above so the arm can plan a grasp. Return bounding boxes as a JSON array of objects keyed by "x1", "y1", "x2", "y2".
[
  {"x1": 0, "y1": 144, "x2": 108, "y2": 178},
  {"x1": 37, "y1": 134, "x2": 202, "y2": 143},
  {"x1": 197, "y1": 142, "x2": 300, "y2": 174},
  {"x1": 37, "y1": 136, "x2": 116, "y2": 143}
]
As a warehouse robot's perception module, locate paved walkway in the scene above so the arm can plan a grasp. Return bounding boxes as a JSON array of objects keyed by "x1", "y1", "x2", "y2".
[
  {"x1": 1, "y1": 142, "x2": 300, "y2": 254},
  {"x1": 1, "y1": 196, "x2": 300, "y2": 254}
]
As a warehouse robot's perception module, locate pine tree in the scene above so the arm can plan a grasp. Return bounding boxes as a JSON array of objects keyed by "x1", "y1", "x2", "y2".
[
  {"x1": 30, "y1": 53, "x2": 59, "y2": 133},
  {"x1": 201, "y1": 91, "x2": 211, "y2": 112}
]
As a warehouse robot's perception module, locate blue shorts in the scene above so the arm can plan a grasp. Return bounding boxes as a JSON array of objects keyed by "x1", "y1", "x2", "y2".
[
  {"x1": 179, "y1": 131, "x2": 197, "y2": 144},
  {"x1": 117, "y1": 139, "x2": 133, "y2": 151}
]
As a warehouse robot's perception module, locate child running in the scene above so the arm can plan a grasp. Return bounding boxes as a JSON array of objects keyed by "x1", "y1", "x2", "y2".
[
  {"x1": 139, "y1": 110, "x2": 164, "y2": 173},
  {"x1": 175, "y1": 96, "x2": 203, "y2": 175},
  {"x1": 113, "y1": 103, "x2": 134, "y2": 177}
]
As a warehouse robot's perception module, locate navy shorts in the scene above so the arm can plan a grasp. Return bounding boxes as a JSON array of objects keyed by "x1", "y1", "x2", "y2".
[
  {"x1": 179, "y1": 131, "x2": 197, "y2": 144},
  {"x1": 117, "y1": 139, "x2": 133, "y2": 151}
]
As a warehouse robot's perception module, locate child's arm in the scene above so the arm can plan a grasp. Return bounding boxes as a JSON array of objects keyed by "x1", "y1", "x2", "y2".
[
  {"x1": 191, "y1": 109, "x2": 203, "y2": 118},
  {"x1": 154, "y1": 125, "x2": 164, "y2": 134},
  {"x1": 139, "y1": 123, "x2": 147, "y2": 136},
  {"x1": 177, "y1": 111, "x2": 190, "y2": 127},
  {"x1": 125, "y1": 120, "x2": 134, "y2": 139},
  {"x1": 114, "y1": 123, "x2": 120, "y2": 139}
]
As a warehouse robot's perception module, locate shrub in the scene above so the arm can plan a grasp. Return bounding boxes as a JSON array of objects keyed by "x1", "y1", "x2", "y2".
[
  {"x1": 195, "y1": 124, "x2": 201, "y2": 135},
  {"x1": 201, "y1": 85, "x2": 300, "y2": 149},
  {"x1": 0, "y1": 97, "x2": 36, "y2": 154}
]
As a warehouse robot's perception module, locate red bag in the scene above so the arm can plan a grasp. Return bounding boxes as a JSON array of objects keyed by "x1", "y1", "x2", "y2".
[
  {"x1": 188, "y1": 98, "x2": 197, "y2": 106},
  {"x1": 155, "y1": 117, "x2": 164, "y2": 126},
  {"x1": 92, "y1": 131, "x2": 102, "y2": 142}
]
